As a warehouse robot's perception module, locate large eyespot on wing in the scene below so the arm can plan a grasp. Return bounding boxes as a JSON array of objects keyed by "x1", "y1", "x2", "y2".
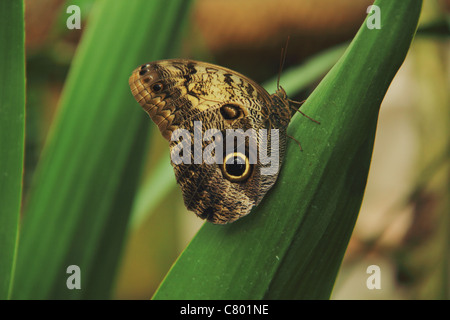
[
  {"x1": 169, "y1": 129, "x2": 257, "y2": 224},
  {"x1": 221, "y1": 151, "x2": 253, "y2": 182},
  {"x1": 173, "y1": 159, "x2": 259, "y2": 224},
  {"x1": 169, "y1": 127, "x2": 266, "y2": 224}
]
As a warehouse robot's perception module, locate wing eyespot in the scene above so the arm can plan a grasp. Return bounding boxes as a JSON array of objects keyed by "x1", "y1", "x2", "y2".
[
  {"x1": 221, "y1": 152, "x2": 253, "y2": 182},
  {"x1": 152, "y1": 82, "x2": 163, "y2": 92},
  {"x1": 220, "y1": 103, "x2": 249, "y2": 122}
]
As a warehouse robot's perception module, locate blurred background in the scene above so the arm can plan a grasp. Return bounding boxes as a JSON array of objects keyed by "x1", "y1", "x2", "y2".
[{"x1": 24, "y1": 0, "x2": 449, "y2": 299}]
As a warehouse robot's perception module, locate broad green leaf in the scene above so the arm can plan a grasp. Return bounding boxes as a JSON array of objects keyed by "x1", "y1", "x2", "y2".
[
  {"x1": 0, "y1": 0, "x2": 25, "y2": 300},
  {"x1": 153, "y1": 0, "x2": 422, "y2": 300},
  {"x1": 13, "y1": 0, "x2": 193, "y2": 299}
]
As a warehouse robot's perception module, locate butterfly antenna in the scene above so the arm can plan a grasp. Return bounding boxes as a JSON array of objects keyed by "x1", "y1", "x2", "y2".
[
  {"x1": 288, "y1": 98, "x2": 321, "y2": 124},
  {"x1": 277, "y1": 36, "x2": 290, "y2": 90},
  {"x1": 277, "y1": 49, "x2": 283, "y2": 90},
  {"x1": 286, "y1": 134, "x2": 303, "y2": 151}
]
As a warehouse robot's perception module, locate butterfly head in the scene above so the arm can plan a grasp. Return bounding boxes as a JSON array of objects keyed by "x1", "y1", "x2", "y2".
[
  {"x1": 274, "y1": 86, "x2": 288, "y2": 100},
  {"x1": 268, "y1": 86, "x2": 293, "y2": 128}
]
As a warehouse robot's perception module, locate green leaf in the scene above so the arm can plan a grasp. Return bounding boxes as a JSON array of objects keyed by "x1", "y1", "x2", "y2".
[
  {"x1": 130, "y1": 154, "x2": 174, "y2": 230},
  {"x1": 153, "y1": 0, "x2": 422, "y2": 299},
  {"x1": 0, "y1": 0, "x2": 25, "y2": 300},
  {"x1": 13, "y1": 0, "x2": 193, "y2": 299}
]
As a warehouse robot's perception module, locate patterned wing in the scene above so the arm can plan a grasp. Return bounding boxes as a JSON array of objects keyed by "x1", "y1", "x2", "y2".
[{"x1": 129, "y1": 59, "x2": 288, "y2": 224}]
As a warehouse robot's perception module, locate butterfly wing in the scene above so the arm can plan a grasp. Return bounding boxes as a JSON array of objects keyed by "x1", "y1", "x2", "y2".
[{"x1": 129, "y1": 59, "x2": 288, "y2": 224}]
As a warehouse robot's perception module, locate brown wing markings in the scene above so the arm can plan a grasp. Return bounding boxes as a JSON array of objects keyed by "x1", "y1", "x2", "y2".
[
  {"x1": 152, "y1": 59, "x2": 272, "y2": 105},
  {"x1": 130, "y1": 59, "x2": 287, "y2": 224},
  {"x1": 205, "y1": 67, "x2": 219, "y2": 73},
  {"x1": 171, "y1": 146, "x2": 222, "y2": 222},
  {"x1": 175, "y1": 97, "x2": 261, "y2": 132}
]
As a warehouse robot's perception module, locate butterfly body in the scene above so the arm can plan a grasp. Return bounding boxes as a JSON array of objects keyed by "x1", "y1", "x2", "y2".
[{"x1": 129, "y1": 59, "x2": 295, "y2": 224}]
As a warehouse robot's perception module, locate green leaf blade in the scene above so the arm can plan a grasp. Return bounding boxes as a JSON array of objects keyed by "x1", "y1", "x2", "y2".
[
  {"x1": 153, "y1": 0, "x2": 422, "y2": 300},
  {"x1": 13, "y1": 0, "x2": 193, "y2": 299},
  {"x1": 0, "y1": 0, "x2": 25, "y2": 300}
]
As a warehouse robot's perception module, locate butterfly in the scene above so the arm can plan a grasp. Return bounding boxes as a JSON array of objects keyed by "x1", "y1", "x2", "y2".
[{"x1": 129, "y1": 59, "x2": 312, "y2": 224}]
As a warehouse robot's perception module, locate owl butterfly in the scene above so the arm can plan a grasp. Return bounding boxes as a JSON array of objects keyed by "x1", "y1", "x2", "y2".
[{"x1": 129, "y1": 59, "x2": 307, "y2": 224}]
